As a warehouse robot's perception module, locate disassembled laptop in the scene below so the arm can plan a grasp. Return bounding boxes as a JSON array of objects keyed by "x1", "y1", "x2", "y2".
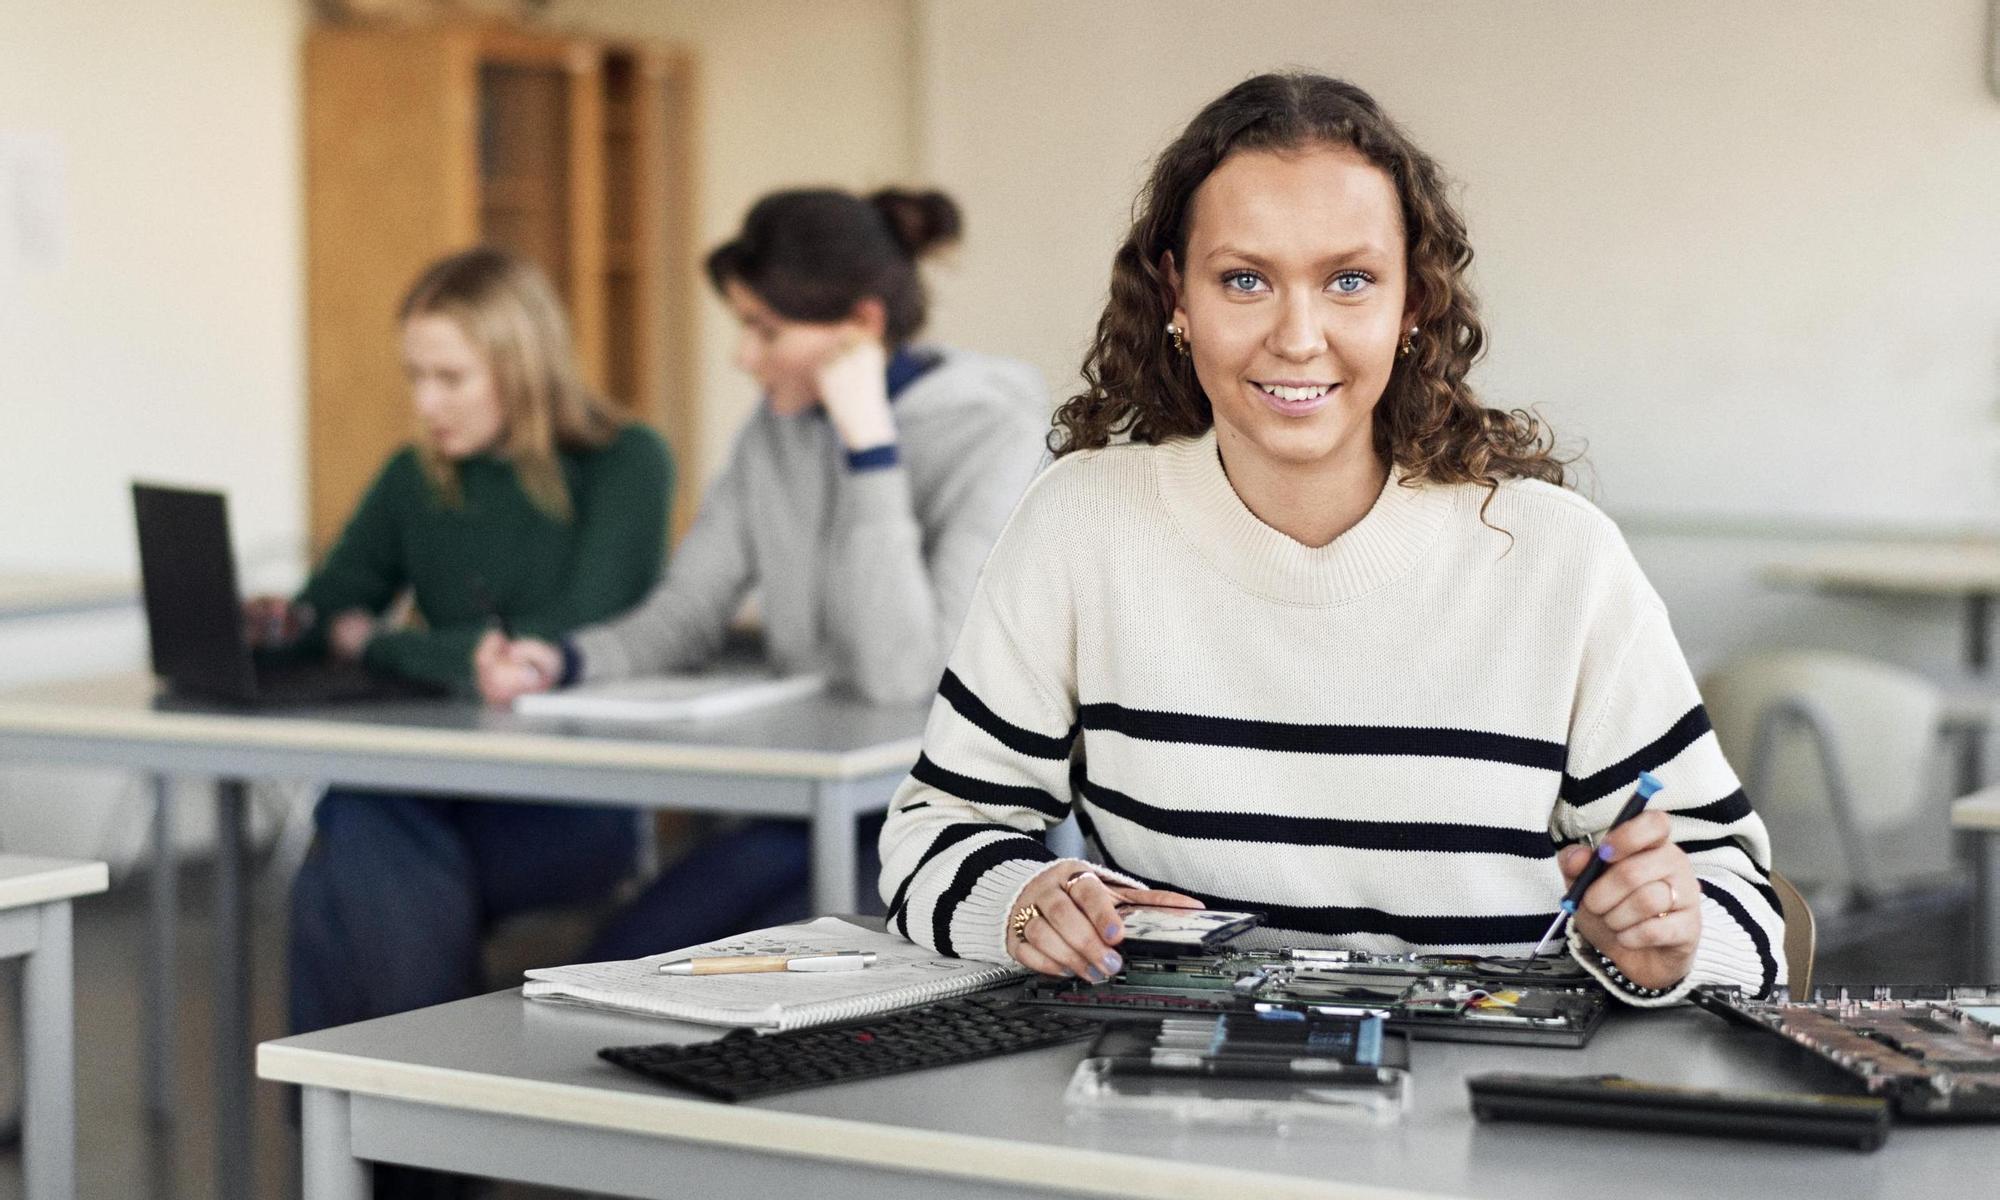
[
  {"x1": 1693, "y1": 984, "x2": 2000, "y2": 1118},
  {"x1": 1022, "y1": 947, "x2": 1611, "y2": 1048}
]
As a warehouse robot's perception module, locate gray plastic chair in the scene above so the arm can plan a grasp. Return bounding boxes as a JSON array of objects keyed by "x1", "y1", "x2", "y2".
[{"x1": 1702, "y1": 650, "x2": 1958, "y2": 912}]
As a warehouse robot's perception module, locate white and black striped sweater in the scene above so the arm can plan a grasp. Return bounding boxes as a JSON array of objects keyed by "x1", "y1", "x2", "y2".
[{"x1": 877, "y1": 429, "x2": 1784, "y2": 1006}]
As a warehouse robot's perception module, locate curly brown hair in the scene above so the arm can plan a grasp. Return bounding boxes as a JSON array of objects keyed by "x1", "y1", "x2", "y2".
[{"x1": 1052, "y1": 72, "x2": 1569, "y2": 501}]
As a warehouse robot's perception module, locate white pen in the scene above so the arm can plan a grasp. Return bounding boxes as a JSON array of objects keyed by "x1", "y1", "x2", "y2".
[{"x1": 657, "y1": 950, "x2": 877, "y2": 976}]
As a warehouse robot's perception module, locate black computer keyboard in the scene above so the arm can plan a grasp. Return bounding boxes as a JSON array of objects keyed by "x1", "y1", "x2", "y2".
[{"x1": 598, "y1": 994, "x2": 1101, "y2": 1102}]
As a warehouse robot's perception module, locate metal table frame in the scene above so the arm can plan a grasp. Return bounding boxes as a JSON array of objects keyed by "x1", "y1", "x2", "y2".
[
  {"x1": 0, "y1": 857, "x2": 108, "y2": 1200},
  {"x1": 0, "y1": 674, "x2": 925, "y2": 1200}
]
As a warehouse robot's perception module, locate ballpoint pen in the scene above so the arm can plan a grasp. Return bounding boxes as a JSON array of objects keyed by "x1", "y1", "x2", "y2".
[
  {"x1": 657, "y1": 950, "x2": 877, "y2": 975},
  {"x1": 1531, "y1": 771, "x2": 1663, "y2": 955},
  {"x1": 470, "y1": 575, "x2": 513, "y2": 639}
]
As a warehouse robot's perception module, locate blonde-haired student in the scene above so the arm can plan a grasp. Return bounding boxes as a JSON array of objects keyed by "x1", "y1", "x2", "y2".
[{"x1": 277, "y1": 247, "x2": 671, "y2": 1054}]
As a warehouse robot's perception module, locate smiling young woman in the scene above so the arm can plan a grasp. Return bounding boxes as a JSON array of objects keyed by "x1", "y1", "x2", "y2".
[{"x1": 878, "y1": 73, "x2": 1786, "y2": 1007}]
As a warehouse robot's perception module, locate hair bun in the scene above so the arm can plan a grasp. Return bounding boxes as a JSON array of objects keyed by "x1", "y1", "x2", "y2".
[{"x1": 869, "y1": 188, "x2": 962, "y2": 259}]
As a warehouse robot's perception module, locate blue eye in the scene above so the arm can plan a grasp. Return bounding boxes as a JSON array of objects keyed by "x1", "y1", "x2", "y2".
[
  {"x1": 1330, "y1": 271, "x2": 1373, "y2": 296},
  {"x1": 1221, "y1": 271, "x2": 1266, "y2": 294}
]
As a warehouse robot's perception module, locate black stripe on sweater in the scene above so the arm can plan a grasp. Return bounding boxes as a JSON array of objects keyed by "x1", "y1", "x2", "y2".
[
  {"x1": 938, "y1": 669, "x2": 1077, "y2": 760},
  {"x1": 1560, "y1": 705, "x2": 1713, "y2": 804},
  {"x1": 1073, "y1": 803, "x2": 1107, "y2": 858},
  {"x1": 886, "y1": 822, "x2": 1026, "y2": 938},
  {"x1": 1679, "y1": 836, "x2": 1770, "y2": 875},
  {"x1": 1675, "y1": 789, "x2": 1753, "y2": 827},
  {"x1": 911, "y1": 752, "x2": 1070, "y2": 821},
  {"x1": 1701, "y1": 878, "x2": 1779, "y2": 998},
  {"x1": 1074, "y1": 770, "x2": 1555, "y2": 859},
  {"x1": 1680, "y1": 837, "x2": 1782, "y2": 914},
  {"x1": 932, "y1": 836, "x2": 1056, "y2": 958},
  {"x1": 1078, "y1": 703, "x2": 1568, "y2": 772}
]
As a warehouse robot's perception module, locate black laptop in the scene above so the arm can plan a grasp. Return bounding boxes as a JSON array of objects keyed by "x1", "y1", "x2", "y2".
[{"x1": 131, "y1": 482, "x2": 443, "y2": 706}]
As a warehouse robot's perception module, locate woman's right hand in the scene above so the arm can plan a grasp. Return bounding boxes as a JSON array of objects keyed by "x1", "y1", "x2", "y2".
[
  {"x1": 473, "y1": 630, "x2": 562, "y2": 707},
  {"x1": 1004, "y1": 862, "x2": 1203, "y2": 981},
  {"x1": 242, "y1": 595, "x2": 306, "y2": 647}
]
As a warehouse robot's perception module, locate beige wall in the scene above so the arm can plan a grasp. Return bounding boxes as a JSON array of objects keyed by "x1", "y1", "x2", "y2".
[
  {"x1": 1, "y1": 0, "x2": 309, "y2": 579},
  {"x1": 550, "y1": 0, "x2": 920, "y2": 485},
  {"x1": 0, "y1": 0, "x2": 918, "y2": 580},
  {"x1": 7, "y1": 0, "x2": 1996, "y2": 665},
  {"x1": 916, "y1": 0, "x2": 2000, "y2": 529}
]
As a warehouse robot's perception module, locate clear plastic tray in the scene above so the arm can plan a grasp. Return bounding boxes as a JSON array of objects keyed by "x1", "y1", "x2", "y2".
[{"x1": 1063, "y1": 1055, "x2": 1409, "y2": 1126}]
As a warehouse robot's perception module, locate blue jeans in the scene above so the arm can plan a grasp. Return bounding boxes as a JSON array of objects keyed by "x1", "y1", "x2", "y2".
[
  {"x1": 288, "y1": 789, "x2": 638, "y2": 1037},
  {"x1": 584, "y1": 814, "x2": 886, "y2": 961}
]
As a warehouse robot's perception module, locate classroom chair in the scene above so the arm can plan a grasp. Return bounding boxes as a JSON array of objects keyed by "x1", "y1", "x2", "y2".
[
  {"x1": 1770, "y1": 869, "x2": 1816, "y2": 996},
  {"x1": 1701, "y1": 650, "x2": 1960, "y2": 913}
]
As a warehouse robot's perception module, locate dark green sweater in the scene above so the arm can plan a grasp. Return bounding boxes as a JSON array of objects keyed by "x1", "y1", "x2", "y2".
[{"x1": 298, "y1": 424, "x2": 671, "y2": 693}]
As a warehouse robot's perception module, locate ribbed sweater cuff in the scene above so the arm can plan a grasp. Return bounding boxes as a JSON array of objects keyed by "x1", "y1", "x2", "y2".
[
  {"x1": 957, "y1": 857, "x2": 1145, "y2": 964},
  {"x1": 1567, "y1": 894, "x2": 1766, "y2": 1008},
  {"x1": 845, "y1": 443, "x2": 900, "y2": 472},
  {"x1": 957, "y1": 856, "x2": 1058, "y2": 964}
]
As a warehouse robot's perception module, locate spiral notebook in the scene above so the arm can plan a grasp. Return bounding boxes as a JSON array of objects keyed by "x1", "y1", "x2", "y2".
[{"x1": 522, "y1": 917, "x2": 1025, "y2": 1031}]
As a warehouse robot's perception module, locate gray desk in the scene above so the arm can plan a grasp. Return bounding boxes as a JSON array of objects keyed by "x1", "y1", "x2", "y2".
[
  {"x1": 1764, "y1": 541, "x2": 2000, "y2": 673},
  {"x1": 0, "y1": 572, "x2": 134, "y2": 621},
  {"x1": 0, "y1": 673, "x2": 925, "y2": 1200},
  {"x1": 260, "y1": 988, "x2": 1996, "y2": 1200},
  {"x1": 1765, "y1": 541, "x2": 2000, "y2": 793},
  {"x1": 0, "y1": 856, "x2": 108, "y2": 1200}
]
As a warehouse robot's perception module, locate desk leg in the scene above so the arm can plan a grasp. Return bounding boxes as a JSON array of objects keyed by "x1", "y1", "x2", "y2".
[
  {"x1": 1970, "y1": 593, "x2": 1992, "y2": 675},
  {"x1": 215, "y1": 778, "x2": 252, "y2": 1200},
  {"x1": 811, "y1": 779, "x2": 862, "y2": 916},
  {"x1": 300, "y1": 1087, "x2": 366, "y2": 1200},
  {"x1": 1980, "y1": 832, "x2": 2000, "y2": 983},
  {"x1": 144, "y1": 773, "x2": 177, "y2": 1126},
  {"x1": 23, "y1": 899, "x2": 76, "y2": 1200}
]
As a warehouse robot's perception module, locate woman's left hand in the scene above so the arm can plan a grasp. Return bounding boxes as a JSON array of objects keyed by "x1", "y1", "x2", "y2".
[
  {"x1": 1556, "y1": 809, "x2": 1702, "y2": 992},
  {"x1": 814, "y1": 338, "x2": 895, "y2": 452}
]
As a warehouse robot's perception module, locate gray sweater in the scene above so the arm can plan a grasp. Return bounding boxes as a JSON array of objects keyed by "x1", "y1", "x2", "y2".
[{"x1": 570, "y1": 348, "x2": 1050, "y2": 703}]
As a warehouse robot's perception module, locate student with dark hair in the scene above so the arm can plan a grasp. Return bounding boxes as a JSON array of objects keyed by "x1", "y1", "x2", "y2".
[
  {"x1": 879, "y1": 73, "x2": 1786, "y2": 1007},
  {"x1": 480, "y1": 186, "x2": 1049, "y2": 954},
  {"x1": 281, "y1": 248, "x2": 670, "y2": 1182}
]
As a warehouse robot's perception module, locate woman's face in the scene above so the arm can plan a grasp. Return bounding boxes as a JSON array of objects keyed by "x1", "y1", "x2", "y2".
[
  {"x1": 1170, "y1": 143, "x2": 1411, "y2": 485},
  {"x1": 402, "y1": 313, "x2": 506, "y2": 460},
  {"x1": 723, "y1": 280, "x2": 860, "y2": 417}
]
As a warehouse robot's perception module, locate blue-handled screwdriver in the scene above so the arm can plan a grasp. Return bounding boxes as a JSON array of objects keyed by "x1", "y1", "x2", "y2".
[{"x1": 1531, "y1": 771, "x2": 1663, "y2": 956}]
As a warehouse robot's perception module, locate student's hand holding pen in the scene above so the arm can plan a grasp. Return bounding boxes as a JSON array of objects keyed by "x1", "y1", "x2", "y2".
[
  {"x1": 1005, "y1": 862, "x2": 1203, "y2": 983},
  {"x1": 1553, "y1": 809, "x2": 1703, "y2": 992},
  {"x1": 473, "y1": 630, "x2": 562, "y2": 707}
]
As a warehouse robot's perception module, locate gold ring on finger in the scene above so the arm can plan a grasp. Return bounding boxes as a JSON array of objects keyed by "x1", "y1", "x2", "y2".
[
  {"x1": 1010, "y1": 903, "x2": 1040, "y2": 943},
  {"x1": 1059, "y1": 870, "x2": 1094, "y2": 896}
]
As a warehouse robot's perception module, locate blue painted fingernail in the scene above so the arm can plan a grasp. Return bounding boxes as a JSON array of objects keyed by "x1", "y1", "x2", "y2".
[
  {"x1": 1104, "y1": 923, "x2": 1121, "y2": 940},
  {"x1": 1103, "y1": 952, "x2": 1123, "y2": 974},
  {"x1": 1085, "y1": 966, "x2": 1105, "y2": 983},
  {"x1": 1597, "y1": 843, "x2": 1617, "y2": 862}
]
